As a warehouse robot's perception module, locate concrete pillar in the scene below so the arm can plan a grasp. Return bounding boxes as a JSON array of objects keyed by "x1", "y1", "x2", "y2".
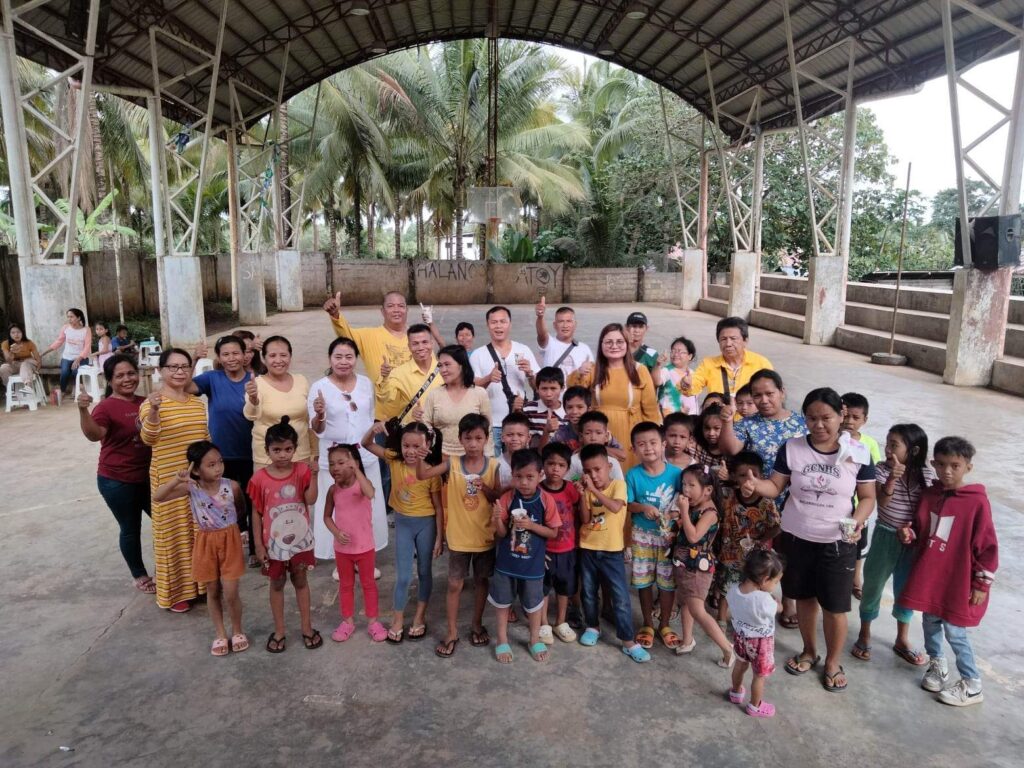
[
  {"x1": 727, "y1": 251, "x2": 758, "y2": 320},
  {"x1": 803, "y1": 255, "x2": 847, "y2": 345},
  {"x1": 275, "y1": 249, "x2": 304, "y2": 311},
  {"x1": 237, "y1": 251, "x2": 267, "y2": 325},
  {"x1": 680, "y1": 249, "x2": 705, "y2": 310},
  {"x1": 21, "y1": 264, "x2": 88, "y2": 364},
  {"x1": 225, "y1": 129, "x2": 241, "y2": 313},
  {"x1": 163, "y1": 256, "x2": 207, "y2": 347},
  {"x1": 146, "y1": 95, "x2": 170, "y2": 345}
]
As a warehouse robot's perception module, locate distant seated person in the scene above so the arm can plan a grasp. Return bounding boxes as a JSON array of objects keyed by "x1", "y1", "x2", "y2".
[
  {"x1": 110, "y1": 324, "x2": 137, "y2": 356},
  {"x1": 1, "y1": 322, "x2": 42, "y2": 395},
  {"x1": 684, "y1": 317, "x2": 773, "y2": 401}
]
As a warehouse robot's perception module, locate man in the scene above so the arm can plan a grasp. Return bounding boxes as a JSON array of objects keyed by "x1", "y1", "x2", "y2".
[
  {"x1": 626, "y1": 311, "x2": 659, "y2": 373},
  {"x1": 469, "y1": 306, "x2": 540, "y2": 452},
  {"x1": 377, "y1": 324, "x2": 442, "y2": 426},
  {"x1": 324, "y1": 290, "x2": 411, "y2": 401},
  {"x1": 535, "y1": 297, "x2": 593, "y2": 379}
]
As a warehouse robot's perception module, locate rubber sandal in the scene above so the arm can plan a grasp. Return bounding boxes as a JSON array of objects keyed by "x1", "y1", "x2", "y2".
[
  {"x1": 717, "y1": 650, "x2": 736, "y2": 669},
  {"x1": 784, "y1": 653, "x2": 821, "y2": 676},
  {"x1": 210, "y1": 638, "x2": 230, "y2": 657},
  {"x1": 622, "y1": 644, "x2": 651, "y2": 663},
  {"x1": 823, "y1": 665, "x2": 848, "y2": 693},
  {"x1": 850, "y1": 640, "x2": 872, "y2": 661},
  {"x1": 553, "y1": 623, "x2": 577, "y2": 643},
  {"x1": 386, "y1": 627, "x2": 404, "y2": 644},
  {"x1": 368, "y1": 621, "x2": 388, "y2": 642},
  {"x1": 779, "y1": 614, "x2": 799, "y2": 629},
  {"x1": 495, "y1": 643, "x2": 513, "y2": 663},
  {"x1": 579, "y1": 628, "x2": 600, "y2": 647},
  {"x1": 331, "y1": 621, "x2": 355, "y2": 643},
  {"x1": 407, "y1": 624, "x2": 427, "y2": 641},
  {"x1": 229, "y1": 633, "x2": 249, "y2": 653},
  {"x1": 746, "y1": 700, "x2": 776, "y2": 717},
  {"x1": 892, "y1": 645, "x2": 927, "y2": 666},
  {"x1": 435, "y1": 637, "x2": 459, "y2": 658},
  {"x1": 470, "y1": 626, "x2": 490, "y2": 647},
  {"x1": 134, "y1": 576, "x2": 157, "y2": 594},
  {"x1": 674, "y1": 638, "x2": 696, "y2": 655},
  {"x1": 302, "y1": 629, "x2": 323, "y2": 649},
  {"x1": 659, "y1": 626, "x2": 681, "y2": 649},
  {"x1": 528, "y1": 642, "x2": 549, "y2": 662},
  {"x1": 634, "y1": 625, "x2": 655, "y2": 649},
  {"x1": 728, "y1": 686, "x2": 746, "y2": 704},
  {"x1": 266, "y1": 633, "x2": 286, "y2": 653},
  {"x1": 169, "y1": 600, "x2": 192, "y2": 614},
  {"x1": 538, "y1": 625, "x2": 554, "y2": 645}
]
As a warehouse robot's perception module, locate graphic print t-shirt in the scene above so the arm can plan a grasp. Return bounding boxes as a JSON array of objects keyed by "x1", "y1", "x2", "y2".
[
  {"x1": 626, "y1": 463, "x2": 682, "y2": 535},
  {"x1": 248, "y1": 463, "x2": 313, "y2": 561}
]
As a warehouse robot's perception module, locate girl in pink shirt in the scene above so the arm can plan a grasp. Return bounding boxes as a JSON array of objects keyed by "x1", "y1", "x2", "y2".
[{"x1": 324, "y1": 443, "x2": 387, "y2": 642}]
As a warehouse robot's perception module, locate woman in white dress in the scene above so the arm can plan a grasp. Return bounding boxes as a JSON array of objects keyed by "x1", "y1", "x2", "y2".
[{"x1": 308, "y1": 336, "x2": 388, "y2": 565}]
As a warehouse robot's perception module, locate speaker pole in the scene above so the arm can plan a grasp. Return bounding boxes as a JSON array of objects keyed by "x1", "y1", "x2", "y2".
[{"x1": 872, "y1": 163, "x2": 911, "y2": 367}]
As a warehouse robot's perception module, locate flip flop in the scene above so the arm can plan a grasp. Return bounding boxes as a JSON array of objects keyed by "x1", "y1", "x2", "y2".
[
  {"x1": 435, "y1": 637, "x2": 459, "y2": 658},
  {"x1": 850, "y1": 640, "x2": 872, "y2": 662},
  {"x1": 470, "y1": 626, "x2": 491, "y2": 647},
  {"x1": 302, "y1": 629, "x2": 323, "y2": 650},
  {"x1": 495, "y1": 643, "x2": 513, "y2": 663},
  {"x1": 528, "y1": 642, "x2": 549, "y2": 662},
  {"x1": 779, "y1": 614, "x2": 799, "y2": 629},
  {"x1": 407, "y1": 624, "x2": 428, "y2": 641},
  {"x1": 266, "y1": 633, "x2": 286, "y2": 653},
  {"x1": 784, "y1": 653, "x2": 821, "y2": 676},
  {"x1": 210, "y1": 638, "x2": 230, "y2": 657},
  {"x1": 386, "y1": 627, "x2": 404, "y2": 644},
  {"x1": 823, "y1": 665, "x2": 848, "y2": 693},
  {"x1": 134, "y1": 576, "x2": 157, "y2": 594},
  {"x1": 229, "y1": 633, "x2": 249, "y2": 653},
  {"x1": 892, "y1": 645, "x2": 927, "y2": 666}
]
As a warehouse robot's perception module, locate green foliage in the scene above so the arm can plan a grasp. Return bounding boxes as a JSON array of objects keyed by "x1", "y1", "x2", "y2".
[{"x1": 487, "y1": 230, "x2": 535, "y2": 262}]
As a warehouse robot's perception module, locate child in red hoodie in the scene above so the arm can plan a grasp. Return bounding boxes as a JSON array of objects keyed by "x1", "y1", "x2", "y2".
[{"x1": 898, "y1": 437, "x2": 998, "y2": 707}]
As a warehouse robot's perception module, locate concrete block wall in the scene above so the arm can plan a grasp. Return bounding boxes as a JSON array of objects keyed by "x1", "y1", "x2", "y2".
[
  {"x1": 566, "y1": 268, "x2": 638, "y2": 303},
  {"x1": 641, "y1": 271, "x2": 684, "y2": 304},
  {"x1": 301, "y1": 253, "x2": 330, "y2": 306},
  {"x1": 490, "y1": 263, "x2": 565, "y2": 304},
  {"x1": 413, "y1": 259, "x2": 489, "y2": 305},
  {"x1": 332, "y1": 259, "x2": 410, "y2": 306}
]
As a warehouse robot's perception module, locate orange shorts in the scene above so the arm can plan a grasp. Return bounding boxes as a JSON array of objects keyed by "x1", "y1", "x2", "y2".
[{"x1": 192, "y1": 524, "x2": 246, "y2": 583}]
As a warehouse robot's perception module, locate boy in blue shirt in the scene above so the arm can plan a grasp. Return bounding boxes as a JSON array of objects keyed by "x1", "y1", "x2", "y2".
[
  {"x1": 626, "y1": 421, "x2": 683, "y2": 651},
  {"x1": 489, "y1": 448, "x2": 561, "y2": 663}
]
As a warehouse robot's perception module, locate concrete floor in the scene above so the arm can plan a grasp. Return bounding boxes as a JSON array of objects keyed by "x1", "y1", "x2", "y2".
[{"x1": 2, "y1": 303, "x2": 1022, "y2": 768}]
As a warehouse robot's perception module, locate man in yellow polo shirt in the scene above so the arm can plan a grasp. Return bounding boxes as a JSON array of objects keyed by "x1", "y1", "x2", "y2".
[
  {"x1": 684, "y1": 316, "x2": 773, "y2": 399},
  {"x1": 377, "y1": 324, "x2": 442, "y2": 425}
]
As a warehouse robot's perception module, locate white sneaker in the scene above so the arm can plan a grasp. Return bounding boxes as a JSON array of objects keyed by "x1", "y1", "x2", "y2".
[
  {"x1": 538, "y1": 624, "x2": 554, "y2": 645},
  {"x1": 937, "y1": 679, "x2": 984, "y2": 707},
  {"x1": 921, "y1": 657, "x2": 950, "y2": 692}
]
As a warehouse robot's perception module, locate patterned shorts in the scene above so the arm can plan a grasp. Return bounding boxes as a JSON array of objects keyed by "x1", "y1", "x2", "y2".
[
  {"x1": 630, "y1": 527, "x2": 675, "y2": 591},
  {"x1": 733, "y1": 633, "x2": 776, "y2": 677}
]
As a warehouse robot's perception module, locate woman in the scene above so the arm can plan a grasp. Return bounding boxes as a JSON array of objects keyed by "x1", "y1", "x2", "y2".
[
  {"x1": 719, "y1": 368, "x2": 808, "y2": 627},
  {"x1": 242, "y1": 335, "x2": 313, "y2": 469},
  {"x1": 189, "y1": 335, "x2": 256, "y2": 565},
  {"x1": 569, "y1": 323, "x2": 660, "y2": 464},
  {"x1": 77, "y1": 355, "x2": 154, "y2": 592},
  {"x1": 746, "y1": 388, "x2": 875, "y2": 693},
  {"x1": 234, "y1": 329, "x2": 267, "y2": 375},
  {"x1": 684, "y1": 316, "x2": 773, "y2": 399},
  {"x1": 46, "y1": 307, "x2": 92, "y2": 399},
  {"x1": 307, "y1": 337, "x2": 387, "y2": 565},
  {"x1": 1, "y1": 322, "x2": 42, "y2": 394},
  {"x1": 420, "y1": 345, "x2": 491, "y2": 457},
  {"x1": 139, "y1": 348, "x2": 210, "y2": 612}
]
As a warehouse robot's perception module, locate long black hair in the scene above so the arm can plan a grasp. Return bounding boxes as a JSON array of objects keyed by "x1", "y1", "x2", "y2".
[
  {"x1": 5, "y1": 322, "x2": 30, "y2": 345},
  {"x1": 887, "y1": 423, "x2": 929, "y2": 489},
  {"x1": 438, "y1": 344, "x2": 474, "y2": 387},
  {"x1": 387, "y1": 421, "x2": 442, "y2": 466}
]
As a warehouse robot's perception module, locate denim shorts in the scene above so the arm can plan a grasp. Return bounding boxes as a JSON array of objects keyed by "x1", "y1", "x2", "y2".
[{"x1": 488, "y1": 571, "x2": 545, "y2": 612}]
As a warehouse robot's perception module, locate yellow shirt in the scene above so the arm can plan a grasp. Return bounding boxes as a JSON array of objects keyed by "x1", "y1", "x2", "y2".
[
  {"x1": 387, "y1": 455, "x2": 441, "y2": 517},
  {"x1": 375, "y1": 356, "x2": 441, "y2": 422},
  {"x1": 242, "y1": 374, "x2": 314, "y2": 466},
  {"x1": 444, "y1": 456, "x2": 499, "y2": 552},
  {"x1": 331, "y1": 314, "x2": 410, "y2": 419},
  {"x1": 579, "y1": 479, "x2": 628, "y2": 552},
  {"x1": 684, "y1": 350, "x2": 774, "y2": 397}
]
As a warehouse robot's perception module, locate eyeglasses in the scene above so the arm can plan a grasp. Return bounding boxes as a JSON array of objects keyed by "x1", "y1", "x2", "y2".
[
  {"x1": 341, "y1": 392, "x2": 358, "y2": 412},
  {"x1": 602, "y1": 339, "x2": 627, "y2": 347},
  {"x1": 162, "y1": 364, "x2": 191, "y2": 372}
]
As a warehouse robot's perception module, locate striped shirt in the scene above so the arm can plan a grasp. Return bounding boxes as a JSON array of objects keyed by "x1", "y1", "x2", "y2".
[{"x1": 875, "y1": 462, "x2": 935, "y2": 528}]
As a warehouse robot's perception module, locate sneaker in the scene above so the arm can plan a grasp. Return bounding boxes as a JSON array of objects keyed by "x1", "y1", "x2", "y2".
[
  {"x1": 921, "y1": 657, "x2": 950, "y2": 692},
  {"x1": 538, "y1": 624, "x2": 554, "y2": 645},
  {"x1": 938, "y1": 679, "x2": 984, "y2": 707}
]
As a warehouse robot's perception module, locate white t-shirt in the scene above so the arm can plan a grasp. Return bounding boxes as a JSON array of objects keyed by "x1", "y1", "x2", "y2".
[
  {"x1": 469, "y1": 341, "x2": 540, "y2": 426},
  {"x1": 568, "y1": 453, "x2": 624, "y2": 483},
  {"x1": 540, "y1": 337, "x2": 594, "y2": 378},
  {"x1": 726, "y1": 584, "x2": 777, "y2": 638}
]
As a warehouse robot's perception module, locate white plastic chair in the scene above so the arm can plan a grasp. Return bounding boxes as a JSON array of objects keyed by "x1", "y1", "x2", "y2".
[
  {"x1": 194, "y1": 358, "x2": 214, "y2": 375},
  {"x1": 5, "y1": 375, "x2": 46, "y2": 412},
  {"x1": 74, "y1": 365, "x2": 103, "y2": 401}
]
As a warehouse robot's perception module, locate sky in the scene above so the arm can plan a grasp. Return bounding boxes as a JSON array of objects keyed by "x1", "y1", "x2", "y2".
[{"x1": 550, "y1": 46, "x2": 1020, "y2": 206}]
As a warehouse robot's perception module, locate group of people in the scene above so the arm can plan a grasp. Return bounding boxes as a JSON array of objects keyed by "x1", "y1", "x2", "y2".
[{"x1": 58, "y1": 291, "x2": 997, "y2": 718}]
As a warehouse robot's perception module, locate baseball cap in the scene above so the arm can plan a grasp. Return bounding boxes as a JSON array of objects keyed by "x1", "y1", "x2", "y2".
[{"x1": 626, "y1": 311, "x2": 648, "y2": 326}]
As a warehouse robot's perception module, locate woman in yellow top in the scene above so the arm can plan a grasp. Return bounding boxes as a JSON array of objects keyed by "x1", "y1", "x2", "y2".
[
  {"x1": 242, "y1": 335, "x2": 314, "y2": 469},
  {"x1": 139, "y1": 348, "x2": 210, "y2": 612},
  {"x1": 684, "y1": 316, "x2": 774, "y2": 399},
  {"x1": 569, "y1": 323, "x2": 660, "y2": 467}
]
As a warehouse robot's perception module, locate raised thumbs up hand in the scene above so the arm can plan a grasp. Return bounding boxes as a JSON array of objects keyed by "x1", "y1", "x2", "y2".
[
  {"x1": 313, "y1": 388, "x2": 326, "y2": 417},
  {"x1": 245, "y1": 375, "x2": 259, "y2": 406},
  {"x1": 889, "y1": 454, "x2": 905, "y2": 481},
  {"x1": 535, "y1": 295, "x2": 547, "y2": 317},
  {"x1": 323, "y1": 291, "x2": 342, "y2": 318}
]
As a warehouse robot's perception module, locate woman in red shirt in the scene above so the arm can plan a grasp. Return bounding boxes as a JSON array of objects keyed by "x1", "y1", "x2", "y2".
[{"x1": 77, "y1": 356, "x2": 154, "y2": 592}]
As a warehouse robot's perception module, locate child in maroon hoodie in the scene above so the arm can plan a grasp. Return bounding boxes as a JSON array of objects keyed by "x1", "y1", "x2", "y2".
[{"x1": 898, "y1": 437, "x2": 998, "y2": 708}]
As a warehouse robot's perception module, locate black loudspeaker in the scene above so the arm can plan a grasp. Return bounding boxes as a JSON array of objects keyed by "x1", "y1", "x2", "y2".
[{"x1": 954, "y1": 214, "x2": 1022, "y2": 269}]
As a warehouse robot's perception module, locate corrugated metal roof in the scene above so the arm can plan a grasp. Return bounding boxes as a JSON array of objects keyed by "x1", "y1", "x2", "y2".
[{"x1": 9, "y1": 0, "x2": 1024, "y2": 140}]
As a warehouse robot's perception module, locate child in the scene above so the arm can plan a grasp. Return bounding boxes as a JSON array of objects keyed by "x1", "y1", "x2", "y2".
[
  {"x1": 715, "y1": 453, "x2": 780, "y2": 626},
  {"x1": 455, "y1": 321, "x2": 475, "y2": 352},
  {"x1": 702, "y1": 392, "x2": 725, "y2": 411},
  {"x1": 363, "y1": 422, "x2": 442, "y2": 643},
  {"x1": 248, "y1": 416, "x2": 319, "y2": 653},
  {"x1": 489, "y1": 449, "x2": 561, "y2": 662},
  {"x1": 539, "y1": 442, "x2": 581, "y2": 643},
  {"x1": 417, "y1": 413, "x2": 501, "y2": 658},
  {"x1": 841, "y1": 392, "x2": 883, "y2": 599},
  {"x1": 323, "y1": 443, "x2": 386, "y2": 643},
  {"x1": 672, "y1": 464, "x2": 734, "y2": 665},
  {"x1": 898, "y1": 437, "x2": 998, "y2": 707},
  {"x1": 497, "y1": 412, "x2": 533, "y2": 488},
  {"x1": 625, "y1": 421, "x2": 683, "y2": 651},
  {"x1": 664, "y1": 413, "x2": 697, "y2": 470},
  {"x1": 692, "y1": 403, "x2": 727, "y2": 472},
  {"x1": 852, "y1": 424, "x2": 933, "y2": 665},
  {"x1": 734, "y1": 385, "x2": 757, "y2": 419},
  {"x1": 551, "y1": 387, "x2": 627, "y2": 461},
  {"x1": 657, "y1": 336, "x2": 698, "y2": 416},
  {"x1": 94, "y1": 322, "x2": 113, "y2": 367},
  {"x1": 577, "y1": 443, "x2": 650, "y2": 662},
  {"x1": 521, "y1": 366, "x2": 566, "y2": 447},
  {"x1": 110, "y1": 324, "x2": 136, "y2": 355},
  {"x1": 154, "y1": 440, "x2": 247, "y2": 656},
  {"x1": 727, "y1": 549, "x2": 785, "y2": 717},
  {"x1": 568, "y1": 411, "x2": 626, "y2": 482}
]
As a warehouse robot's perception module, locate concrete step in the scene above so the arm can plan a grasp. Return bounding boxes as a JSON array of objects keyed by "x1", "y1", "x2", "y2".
[
  {"x1": 1005, "y1": 323, "x2": 1024, "y2": 358},
  {"x1": 844, "y1": 302, "x2": 949, "y2": 344},
  {"x1": 760, "y1": 274, "x2": 808, "y2": 295},
  {"x1": 846, "y1": 281, "x2": 952, "y2": 315},
  {"x1": 1010, "y1": 297, "x2": 1024, "y2": 325},
  {"x1": 992, "y1": 355, "x2": 1024, "y2": 396},
  {"x1": 708, "y1": 283, "x2": 730, "y2": 301},
  {"x1": 698, "y1": 296, "x2": 728, "y2": 317},
  {"x1": 758, "y1": 289, "x2": 806, "y2": 315},
  {"x1": 750, "y1": 306, "x2": 805, "y2": 338},
  {"x1": 834, "y1": 324, "x2": 947, "y2": 375}
]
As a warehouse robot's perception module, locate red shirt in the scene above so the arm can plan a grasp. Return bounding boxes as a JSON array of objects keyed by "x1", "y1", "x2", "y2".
[
  {"x1": 899, "y1": 484, "x2": 998, "y2": 628},
  {"x1": 248, "y1": 463, "x2": 314, "y2": 562},
  {"x1": 92, "y1": 395, "x2": 150, "y2": 484},
  {"x1": 542, "y1": 481, "x2": 581, "y2": 554}
]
